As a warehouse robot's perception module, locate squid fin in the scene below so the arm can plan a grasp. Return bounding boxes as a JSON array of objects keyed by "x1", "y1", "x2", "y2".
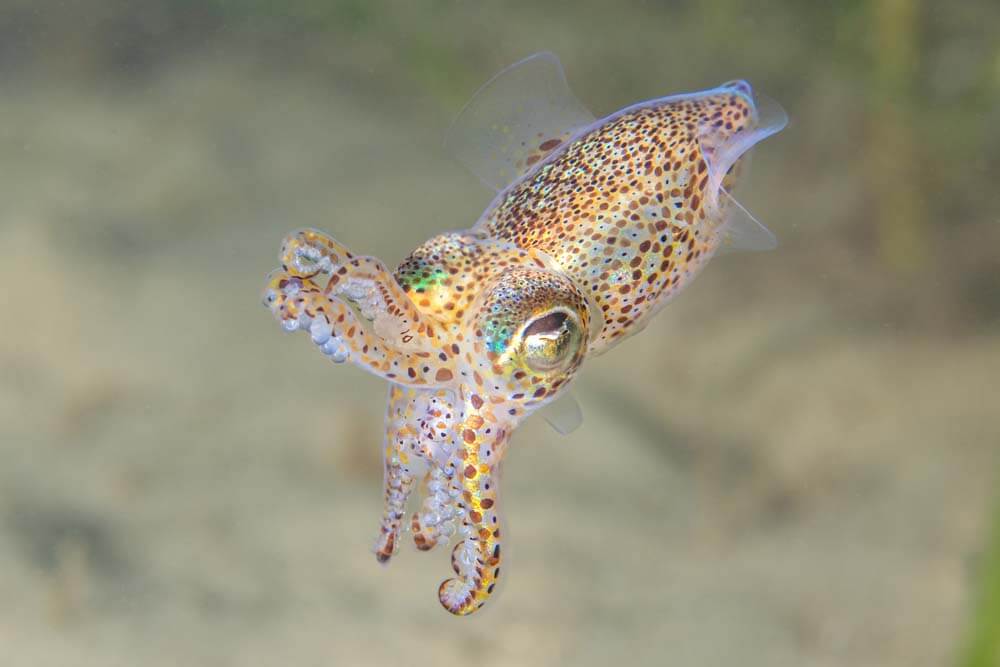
[
  {"x1": 716, "y1": 188, "x2": 779, "y2": 254},
  {"x1": 445, "y1": 52, "x2": 595, "y2": 192},
  {"x1": 698, "y1": 85, "x2": 787, "y2": 254},
  {"x1": 540, "y1": 390, "x2": 583, "y2": 436}
]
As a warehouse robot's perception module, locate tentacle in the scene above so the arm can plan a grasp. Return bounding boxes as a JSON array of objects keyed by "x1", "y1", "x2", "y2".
[
  {"x1": 412, "y1": 456, "x2": 462, "y2": 552},
  {"x1": 279, "y1": 228, "x2": 448, "y2": 355},
  {"x1": 280, "y1": 228, "x2": 354, "y2": 279},
  {"x1": 373, "y1": 453, "x2": 415, "y2": 563},
  {"x1": 262, "y1": 270, "x2": 457, "y2": 386},
  {"x1": 373, "y1": 385, "x2": 424, "y2": 563},
  {"x1": 374, "y1": 385, "x2": 461, "y2": 562},
  {"x1": 436, "y1": 393, "x2": 507, "y2": 616}
]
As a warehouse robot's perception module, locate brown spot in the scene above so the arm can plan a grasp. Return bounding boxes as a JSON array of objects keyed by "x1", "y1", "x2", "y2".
[
  {"x1": 481, "y1": 498, "x2": 494, "y2": 509},
  {"x1": 464, "y1": 464, "x2": 477, "y2": 479},
  {"x1": 471, "y1": 394, "x2": 484, "y2": 409},
  {"x1": 463, "y1": 429, "x2": 476, "y2": 444},
  {"x1": 539, "y1": 138, "x2": 562, "y2": 151},
  {"x1": 435, "y1": 368, "x2": 453, "y2": 382},
  {"x1": 469, "y1": 510, "x2": 482, "y2": 523}
]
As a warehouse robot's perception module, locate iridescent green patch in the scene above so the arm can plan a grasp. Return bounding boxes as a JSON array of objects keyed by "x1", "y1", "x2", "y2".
[
  {"x1": 483, "y1": 318, "x2": 512, "y2": 354},
  {"x1": 399, "y1": 266, "x2": 448, "y2": 292}
]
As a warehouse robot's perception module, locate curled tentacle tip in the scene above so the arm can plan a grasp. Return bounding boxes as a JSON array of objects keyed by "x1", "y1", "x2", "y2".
[
  {"x1": 280, "y1": 228, "x2": 340, "y2": 277},
  {"x1": 438, "y1": 578, "x2": 476, "y2": 616},
  {"x1": 261, "y1": 269, "x2": 285, "y2": 307},
  {"x1": 413, "y1": 536, "x2": 436, "y2": 551},
  {"x1": 373, "y1": 536, "x2": 396, "y2": 565},
  {"x1": 262, "y1": 287, "x2": 278, "y2": 309},
  {"x1": 290, "y1": 244, "x2": 334, "y2": 276},
  {"x1": 262, "y1": 270, "x2": 303, "y2": 308}
]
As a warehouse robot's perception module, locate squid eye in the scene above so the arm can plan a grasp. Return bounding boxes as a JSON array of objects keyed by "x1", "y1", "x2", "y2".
[{"x1": 519, "y1": 309, "x2": 583, "y2": 374}]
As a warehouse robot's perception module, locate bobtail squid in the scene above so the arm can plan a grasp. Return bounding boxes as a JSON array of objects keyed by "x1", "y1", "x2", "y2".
[{"x1": 262, "y1": 53, "x2": 787, "y2": 615}]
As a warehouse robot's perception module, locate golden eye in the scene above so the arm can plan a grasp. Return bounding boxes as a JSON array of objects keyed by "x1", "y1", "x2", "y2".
[{"x1": 519, "y1": 309, "x2": 583, "y2": 374}]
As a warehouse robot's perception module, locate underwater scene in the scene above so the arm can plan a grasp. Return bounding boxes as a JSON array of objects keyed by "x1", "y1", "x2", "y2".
[{"x1": 0, "y1": 1, "x2": 998, "y2": 665}]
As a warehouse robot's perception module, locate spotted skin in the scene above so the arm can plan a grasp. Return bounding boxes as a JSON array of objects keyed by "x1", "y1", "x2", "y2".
[
  {"x1": 262, "y1": 71, "x2": 780, "y2": 615},
  {"x1": 477, "y1": 82, "x2": 756, "y2": 350}
]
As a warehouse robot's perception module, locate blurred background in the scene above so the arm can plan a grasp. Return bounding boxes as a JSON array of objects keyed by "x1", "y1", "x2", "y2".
[{"x1": 0, "y1": 1, "x2": 998, "y2": 665}]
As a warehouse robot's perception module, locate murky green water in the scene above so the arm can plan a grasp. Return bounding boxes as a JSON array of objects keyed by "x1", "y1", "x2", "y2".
[{"x1": 1, "y1": 2, "x2": 998, "y2": 665}]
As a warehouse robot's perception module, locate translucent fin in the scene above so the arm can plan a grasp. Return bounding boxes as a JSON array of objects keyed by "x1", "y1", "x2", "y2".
[
  {"x1": 698, "y1": 88, "x2": 787, "y2": 250},
  {"x1": 540, "y1": 391, "x2": 583, "y2": 436},
  {"x1": 716, "y1": 188, "x2": 778, "y2": 254},
  {"x1": 445, "y1": 52, "x2": 596, "y2": 192}
]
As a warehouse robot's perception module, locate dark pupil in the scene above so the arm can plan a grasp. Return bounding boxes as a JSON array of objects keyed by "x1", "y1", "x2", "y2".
[{"x1": 523, "y1": 311, "x2": 568, "y2": 337}]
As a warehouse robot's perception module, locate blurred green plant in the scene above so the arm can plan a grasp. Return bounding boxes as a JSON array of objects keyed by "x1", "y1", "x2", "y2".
[
  {"x1": 962, "y1": 495, "x2": 1000, "y2": 667},
  {"x1": 869, "y1": 0, "x2": 927, "y2": 275}
]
